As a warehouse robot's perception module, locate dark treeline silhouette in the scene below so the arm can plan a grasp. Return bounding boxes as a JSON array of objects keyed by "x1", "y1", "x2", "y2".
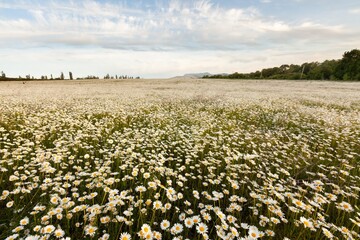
[
  {"x1": 0, "y1": 72, "x2": 72, "y2": 81},
  {"x1": 0, "y1": 71, "x2": 141, "y2": 81},
  {"x1": 103, "y1": 74, "x2": 140, "y2": 79},
  {"x1": 76, "y1": 74, "x2": 140, "y2": 80},
  {"x1": 204, "y1": 49, "x2": 360, "y2": 81},
  {"x1": 76, "y1": 75, "x2": 99, "y2": 80}
]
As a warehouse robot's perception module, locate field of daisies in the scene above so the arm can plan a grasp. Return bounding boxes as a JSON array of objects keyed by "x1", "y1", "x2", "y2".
[{"x1": 0, "y1": 79, "x2": 359, "y2": 240}]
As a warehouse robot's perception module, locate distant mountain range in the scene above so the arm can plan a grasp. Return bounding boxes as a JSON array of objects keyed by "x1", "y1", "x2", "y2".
[{"x1": 173, "y1": 72, "x2": 228, "y2": 79}]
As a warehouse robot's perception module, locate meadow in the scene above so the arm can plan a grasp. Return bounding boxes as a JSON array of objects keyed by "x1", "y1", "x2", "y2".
[{"x1": 0, "y1": 79, "x2": 359, "y2": 240}]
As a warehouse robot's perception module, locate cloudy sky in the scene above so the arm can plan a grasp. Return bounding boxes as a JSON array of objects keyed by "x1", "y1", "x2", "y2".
[{"x1": 0, "y1": 0, "x2": 359, "y2": 78}]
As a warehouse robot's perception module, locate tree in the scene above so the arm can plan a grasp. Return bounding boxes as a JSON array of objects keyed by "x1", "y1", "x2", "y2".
[
  {"x1": 288, "y1": 64, "x2": 301, "y2": 74},
  {"x1": 261, "y1": 67, "x2": 280, "y2": 78},
  {"x1": 320, "y1": 60, "x2": 339, "y2": 80},
  {"x1": 279, "y1": 64, "x2": 290, "y2": 73},
  {"x1": 335, "y1": 49, "x2": 360, "y2": 80},
  {"x1": 69, "y1": 72, "x2": 73, "y2": 80},
  {"x1": 60, "y1": 72, "x2": 64, "y2": 80},
  {"x1": 0, "y1": 71, "x2": 5, "y2": 78}
]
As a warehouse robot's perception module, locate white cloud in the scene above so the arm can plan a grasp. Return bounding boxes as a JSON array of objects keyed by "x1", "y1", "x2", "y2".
[{"x1": 0, "y1": 0, "x2": 350, "y2": 51}]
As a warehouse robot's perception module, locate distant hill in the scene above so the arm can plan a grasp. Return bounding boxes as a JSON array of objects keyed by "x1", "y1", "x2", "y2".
[
  {"x1": 183, "y1": 72, "x2": 211, "y2": 78},
  {"x1": 173, "y1": 72, "x2": 228, "y2": 79}
]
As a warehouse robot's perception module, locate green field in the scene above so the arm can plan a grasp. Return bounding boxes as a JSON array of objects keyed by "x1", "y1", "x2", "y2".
[{"x1": 0, "y1": 79, "x2": 359, "y2": 240}]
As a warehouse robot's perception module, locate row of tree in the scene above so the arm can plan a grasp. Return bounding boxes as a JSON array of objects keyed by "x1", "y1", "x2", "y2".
[
  {"x1": 0, "y1": 72, "x2": 141, "y2": 81},
  {"x1": 103, "y1": 74, "x2": 140, "y2": 80},
  {"x1": 204, "y1": 49, "x2": 360, "y2": 80},
  {"x1": 0, "y1": 72, "x2": 73, "y2": 80}
]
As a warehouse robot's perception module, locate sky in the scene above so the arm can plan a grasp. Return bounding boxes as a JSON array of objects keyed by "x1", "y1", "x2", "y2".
[{"x1": 0, "y1": 0, "x2": 359, "y2": 78}]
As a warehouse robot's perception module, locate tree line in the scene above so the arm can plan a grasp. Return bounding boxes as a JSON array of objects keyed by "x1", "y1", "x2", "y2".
[
  {"x1": 0, "y1": 71, "x2": 141, "y2": 81},
  {"x1": 203, "y1": 49, "x2": 360, "y2": 80},
  {"x1": 102, "y1": 74, "x2": 140, "y2": 80},
  {"x1": 0, "y1": 72, "x2": 72, "y2": 81}
]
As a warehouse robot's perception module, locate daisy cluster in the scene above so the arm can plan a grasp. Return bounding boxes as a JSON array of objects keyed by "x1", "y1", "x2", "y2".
[{"x1": 0, "y1": 85, "x2": 359, "y2": 240}]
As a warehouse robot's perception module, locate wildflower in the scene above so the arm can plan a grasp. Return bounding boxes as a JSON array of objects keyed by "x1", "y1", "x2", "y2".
[
  {"x1": 50, "y1": 196, "x2": 59, "y2": 205},
  {"x1": 227, "y1": 215, "x2": 236, "y2": 224},
  {"x1": 153, "y1": 231, "x2": 162, "y2": 240},
  {"x1": 241, "y1": 223, "x2": 250, "y2": 229},
  {"x1": 9, "y1": 175, "x2": 19, "y2": 181},
  {"x1": 143, "y1": 232, "x2": 153, "y2": 240},
  {"x1": 340, "y1": 226, "x2": 350, "y2": 235},
  {"x1": 43, "y1": 225, "x2": 55, "y2": 234},
  {"x1": 215, "y1": 211, "x2": 226, "y2": 220},
  {"x1": 270, "y1": 217, "x2": 280, "y2": 224},
  {"x1": 265, "y1": 230, "x2": 275, "y2": 237},
  {"x1": 12, "y1": 226, "x2": 24, "y2": 233},
  {"x1": 33, "y1": 225, "x2": 41, "y2": 232},
  {"x1": 171, "y1": 223, "x2": 183, "y2": 234},
  {"x1": 230, "y1": 227, "x2": 239, "y2": 237},
  {"x1": 350, "y1": 218, "x2": 360, "y2": 227},
  {"x1": 184, "y1": 218, "x2": 194, "y2": 228},
  {"x1": 160, "y1": 220, "x2": 170, "y2": 230},
  {"x1": 119, "y1": 232, "x2": 131, "y2": 240},
  {"x1": 179, "y1": 213, "x2": 186, "y2": 221},
  {"x1": 100, "y1": 216, "x2": 111, "y2": 224},
  {"x1": 192, "y1": 215, "x2": 201, "y2": 224},
  {"x1": 196, "y1": 223, "x2": 208, "y2": 235},
  {"x1": 293, "y1": 199, "x2": 306, "y2": 209},
  {"x1": 5, "y1": 234, "x2": 19, "y2": 240},
  {"x1": 153, "y1": 200, "x2": 162, "y2": 210},
  {"x1": 166, "y1": 187, "x2": 176, "y2": 195},
  {"x1": 322, "y1": 228, "x2": 334, "y2": 239},
  {"x1": 148, "y1": 182, "x2": 157, "y2": 189},
  {"x1": 19, "y1": 217, "x2": 29, "y2": 225},
  {"x1": 248, "y1": 226, "x2": 261, "y2": 239},
  {"x1": 203, "y1": 213, "x2": 211, "y2": 222},
  {"x1": 6, "y1": 201, "x2": 14, "y2": 208},
  {"x1": 145, "y1": 199, "x2": 152, "y2": 206},
  {"x1": 141, "y1": 224, "x2": 152, "y2": 235},
  {"x1": 2, "y1": 190, "x2": 10, "y2": 197},
  {"x1": 337, "y1": 201, "x2": 354, "y2": 212},
  {"x1": 85, "y1": 225, "x2": 97, "y2": 237},
  {"x1": 54, "y1": 228, "x2": 65, "y2": 238},
  {"x1": 325, "y1": 193, "x2": 337, "y2": 201},
  {"x1": 100, "y1": 233, "x2": 110, "y2": 240},
  {"x1": 300, "y1": 217, "x2": 314, "y2": 229},
  {"x1": 135, "y1": 186, "x2": 146, "y2": 193}
]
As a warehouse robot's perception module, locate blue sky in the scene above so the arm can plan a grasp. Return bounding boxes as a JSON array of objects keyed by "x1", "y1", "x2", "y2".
[{"x1": 0, "y1": 0, "x2": 359, "y2": 78}]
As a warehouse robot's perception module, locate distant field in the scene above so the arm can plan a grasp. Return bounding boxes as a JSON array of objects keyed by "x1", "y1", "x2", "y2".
[{"x1": 0, "y1": 79, "x2": 359, "y2": 240}]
